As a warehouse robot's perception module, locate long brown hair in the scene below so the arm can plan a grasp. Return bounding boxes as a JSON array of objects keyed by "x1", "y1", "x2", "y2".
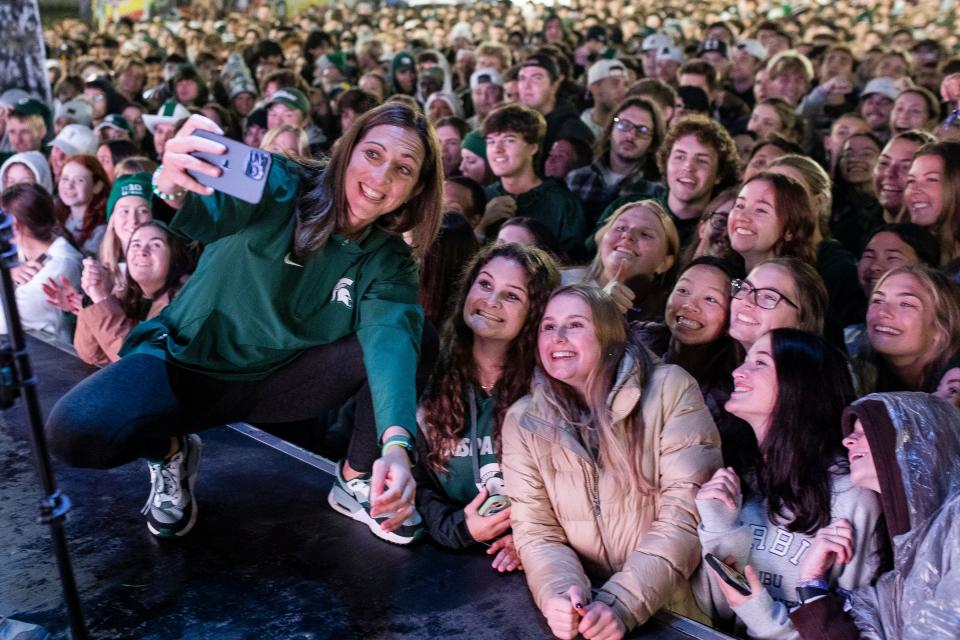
[
  {"x1": 742, "y1": 171, "x2": 818, "y2": 264},
  {"x1": 54, "y1": 154, "x2": 110, "y2": 249},
  {"x1": 538, "y1": 285, "x2": 656, "y2": 494},
  {"x1": 422, "y1": 243, "x2": 560, "y2": 472},
  {"x1": 900, "y1": 142, "x2": 960, "y2": 264},
  {"x1": 120, "y1": 222, "x2": 194, "y2": 318},
  {"x1": 295, "y1": 101, "x2": 443, "y2": 260}
]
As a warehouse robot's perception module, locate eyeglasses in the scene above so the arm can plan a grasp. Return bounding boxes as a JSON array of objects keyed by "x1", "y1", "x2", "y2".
[
  {"x1": 731, "y1": 279, "x2": 799, "y2": 310},
  {"x1": 705, "y1": 210, "x2": 729, "y2": 231},
  {"x1": 613, "y1": 117, "x2": 653, "y2": 139}
]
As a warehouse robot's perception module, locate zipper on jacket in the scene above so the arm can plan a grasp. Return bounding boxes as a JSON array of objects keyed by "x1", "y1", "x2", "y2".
[{"x1": 585, "y1": 462, "x2": 601, "y2": 518}]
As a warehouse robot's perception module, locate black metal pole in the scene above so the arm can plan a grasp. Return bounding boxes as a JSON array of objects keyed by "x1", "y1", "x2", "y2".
[{"x1": 0, "y1": 212, "x2": 88, "y2": 639}]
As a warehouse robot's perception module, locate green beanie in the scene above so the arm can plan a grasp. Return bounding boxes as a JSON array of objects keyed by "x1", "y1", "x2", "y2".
[
  {"x1": 107, "y1": 172, "x2": 152, "y2": 221},
  {"x1": 461, "y1": 130, "x2": 487, "y2": 160}
]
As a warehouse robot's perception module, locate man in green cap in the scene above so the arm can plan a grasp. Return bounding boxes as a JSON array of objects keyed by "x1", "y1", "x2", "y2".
[
  {"x1": 95, "y1": 114, "x2": 134, "y2": 143},
  {"x1": 1, "y1": 98, "x2": 51, "y2": 163},
  {"x1": 266, "y1": 88, "x2": 325, "y2": 156}
]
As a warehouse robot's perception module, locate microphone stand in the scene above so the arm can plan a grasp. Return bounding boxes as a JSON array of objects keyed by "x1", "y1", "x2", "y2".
[{"x1": 0, "y1": 209, "x2": 88, "y2": 639}]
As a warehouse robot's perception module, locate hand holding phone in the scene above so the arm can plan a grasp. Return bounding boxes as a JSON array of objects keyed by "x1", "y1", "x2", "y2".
[
  {"x1": 478, "y1": 494, "x2": 511, "y2": 517},
  {"x1": 188, "y1": 130, "x2": 273, "y2": 204},
  {"x1": 705, "y1": 553, "x2": 752, "y2": 597}
]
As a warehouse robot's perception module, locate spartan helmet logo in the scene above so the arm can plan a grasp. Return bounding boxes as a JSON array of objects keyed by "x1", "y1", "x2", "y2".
[{"x1": 331, "y1": 277, "x2": 354, "y2": 308}]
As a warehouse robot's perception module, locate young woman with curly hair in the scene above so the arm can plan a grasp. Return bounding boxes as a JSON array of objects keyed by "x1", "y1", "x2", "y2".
[{"x1": 413, "y1": 242, "x2": 560, "y2": 570}]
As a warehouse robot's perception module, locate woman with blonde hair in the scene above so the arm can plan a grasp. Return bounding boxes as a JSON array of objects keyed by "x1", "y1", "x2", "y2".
[
  {"x1": 260, "y1": 124, "x2": 310, "y2": 159},
  {"x1": 503, "y1": 284, "x2": 721, "y2": 639},
  {"x1": 567, "y1": 200, "x2": 679, "y2": 322}
]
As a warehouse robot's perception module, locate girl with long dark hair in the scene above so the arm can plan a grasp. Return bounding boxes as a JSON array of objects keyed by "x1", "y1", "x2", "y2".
[
  {"x1": 692, "y1": 329, "x2": 882, "y2": 639},
  {"x1": 47, "y1": 103, "x2": 444, "y2": 544},
  {"x1": 413, "y1": 243, "x2": 559, "y2": 569}
]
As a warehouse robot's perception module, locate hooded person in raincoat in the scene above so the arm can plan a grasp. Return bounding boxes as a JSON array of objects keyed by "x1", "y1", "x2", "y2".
[{"x1": 788, "y1": 392, "x2": 960, "y2": 640}]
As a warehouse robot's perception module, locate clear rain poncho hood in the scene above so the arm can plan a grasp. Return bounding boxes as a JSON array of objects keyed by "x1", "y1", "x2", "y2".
[{"x1": 847, "y1": 392, "x2": 960, "y2": 640}]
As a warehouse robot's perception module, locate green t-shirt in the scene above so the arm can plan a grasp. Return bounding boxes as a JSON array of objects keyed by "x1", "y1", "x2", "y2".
[
  {"x1": 121, "y1": 155, "x2": 423, "y2": 436},
  {"x1": 436, "y1": 386, "x2": 500, "y2": 505},
  {"x1": 486, "y1": 178, "x2": 588, "y2": 261}
]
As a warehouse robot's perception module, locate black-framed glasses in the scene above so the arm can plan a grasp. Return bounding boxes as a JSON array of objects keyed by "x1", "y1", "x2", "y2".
[
  {"x1": 731, "y1": 279, "x2": 799, "y2": 310},
  {"x1": 706, "y1": 210, "x2": 730, "y2": 231},
  {"x1": 613, "y1": 117, "x2": 653, "y2": 139}
]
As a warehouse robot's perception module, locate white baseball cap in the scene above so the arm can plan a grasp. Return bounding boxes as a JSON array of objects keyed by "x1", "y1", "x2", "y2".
[
  {"x1": 55, "y1": 99, "x2": 94, "y2": 128},
  {"x1": 49, "y1": 124, "x2": 99, "y2": 156},
  {"x1": 861, "y1": 77, "x2": 901, "y2": 101},
  {"x1": 143, "y1": 101, "x2": 190, "y2": 134},
  {"x1": 642, "y1": 33, "x2": 673, "y2": 52},
  {"x1": 587, "y1": 59, "x2": 628, "y2": 85},
  {"x1": 469, "y1": 67, "x2": 504, "y2": 90},
  {"x1": 736, "y1": 39, "x2": 767, "y2": 62},
  {"x1": 656, "y1": 45, "x2": 685, "y2": 65}
]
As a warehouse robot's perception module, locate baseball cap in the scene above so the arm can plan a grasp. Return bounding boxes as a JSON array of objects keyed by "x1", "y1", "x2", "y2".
[
  {"x1": 698, "y1": 40, "x2": 729, "y2": 59},
  {"x1": 736, "y1": 39, "x2": 767, "y2": 62},
  {"x1": 267, "y1": 88, "x2": 310, "y2": 115},
  {"x1": 586, "y1": 26, "x2": 608, "y2": 44},
  {"x1": 95, "y1": 114, "x2": 133, "y2": 135},
  {"x1": 642, "y1": 32, "x2": 673, "y2": 52},
  {"x1": 470, "y1": 67, "x2": 504, "y2": 90},
  {"x1": 49, "y1": 124, "x2": 99, "y2": 156},
  {"x1": 11, "y1": 97, "x2": 51, "y2": 122},
  {"x1": 143, "y1": 101, "x2": 190, "y2": 134},
  {"x1": 520, "y1": 53, "x2": 560, "y2": 81},
  {"x1": 0, "y1": 89, "x2": 31, "y2": 108},
  {"x1": 106, "y1": 172, "x2": 152, "y2": 221},
  {"x1": 861, "y1": 77, "x2": 900, "y2": 101},
  {"x1": 656, "y1": 45, "x2": 685, "y2": 65},
  {"x1": 587, "y1": 59, "x2": 627, "y2": 85},
  {"x1": 55, "y1": 99, "x2": 94, "y2": 128}
]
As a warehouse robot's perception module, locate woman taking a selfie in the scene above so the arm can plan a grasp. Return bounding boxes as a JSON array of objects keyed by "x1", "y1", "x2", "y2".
[
  {"x1": 503, "y1": 285, "x2": 721, "y2": 640},
  {"x1": 47, "y1": 103, "x2": 444, "y2": 543}
]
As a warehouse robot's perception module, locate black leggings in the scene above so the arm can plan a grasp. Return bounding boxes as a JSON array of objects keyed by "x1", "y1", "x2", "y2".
[{"x1": 46, "y1": 330, "x2": 438, "y2": 473}]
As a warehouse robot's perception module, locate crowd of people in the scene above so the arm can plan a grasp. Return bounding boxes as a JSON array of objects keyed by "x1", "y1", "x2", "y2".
[{"x1": 3, "y1": 0, "x2": 960, "y2": 638}]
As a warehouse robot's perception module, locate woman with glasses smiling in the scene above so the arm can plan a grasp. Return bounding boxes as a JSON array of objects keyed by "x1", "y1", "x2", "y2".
[{"x1": 729, "y1": 257, "x2": 828, "y2": 353}]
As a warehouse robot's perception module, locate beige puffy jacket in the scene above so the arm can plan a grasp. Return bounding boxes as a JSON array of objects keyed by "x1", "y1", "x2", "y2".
[{"x1": 502, "y1": 354, "x2": 721, "y2": 631}]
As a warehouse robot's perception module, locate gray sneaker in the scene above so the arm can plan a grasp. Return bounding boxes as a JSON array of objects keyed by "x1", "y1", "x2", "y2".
[
  {"x1": 327, "y1": 461, "x2": 424, "y2": 545},
  {"x1": 142, "y1": 434, "x2": 202, "y2": 538}
]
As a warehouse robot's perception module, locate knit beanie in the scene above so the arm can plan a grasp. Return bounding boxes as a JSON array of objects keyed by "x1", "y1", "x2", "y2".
[
  {"x1": 106, "y1": 172, "x2": 151, "y2": 221},
  {"x1": 461, "y1": 130, "x2": 487, "y2": 160}
]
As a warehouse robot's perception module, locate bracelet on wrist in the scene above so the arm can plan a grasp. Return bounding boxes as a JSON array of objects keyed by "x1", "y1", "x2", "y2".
[
  {"x1": 151, "y1": 164, "x2": 186, "y2": 201},
  {"x1": 381, "y1": 434, "x2": 414, "y2": 459}
]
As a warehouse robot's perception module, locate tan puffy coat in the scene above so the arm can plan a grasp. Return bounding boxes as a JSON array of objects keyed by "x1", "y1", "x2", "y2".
[{"x1": 501, "y1": 357, "x2": 721, "y2": 631}]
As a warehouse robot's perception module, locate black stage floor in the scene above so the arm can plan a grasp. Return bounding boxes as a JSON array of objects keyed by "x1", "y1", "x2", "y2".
[{"x1": 0, "y1": 338, "x2": 731, "y2": 640}]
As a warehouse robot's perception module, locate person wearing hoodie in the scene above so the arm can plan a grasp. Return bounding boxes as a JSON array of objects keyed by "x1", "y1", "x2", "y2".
[
  {"x1": 0, "y1": 151, "x2": 54, "y2": 193},
  {"x1": 413, "y1": 243, "x2": 559, "y2": 560},
  {"x1": 502, "y1": 284, "x2": 721, "y2": 639},
  {"x1": 390, "y1": 51, "x2": 418, "y2": 97},
  {"x1": 516, "y1": 53, "x2": 595, "y2": 171},
  {"x1": 785, "y1": 392, "x2": 960, "y2": 640},
  {"x1": 0, "y1": 183, "x2": 82, "y2": 343}
]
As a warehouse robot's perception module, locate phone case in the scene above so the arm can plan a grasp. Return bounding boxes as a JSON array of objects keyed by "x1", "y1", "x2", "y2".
[
  {"x1": 188, "y1": 130, "x2": 273, "y2": 204},
  {"x1": 705, "y1": 553, "x2": 752, "y2": 596},
  {"x1": 479, "y1": 494, "x2": 511, "y2": 517}
]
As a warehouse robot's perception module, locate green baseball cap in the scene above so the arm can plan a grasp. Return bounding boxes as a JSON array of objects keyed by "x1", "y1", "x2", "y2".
[
  {"x1": 107, "y1": 172, "x2": 152, "y2": 221},
  {"x1": 267, "y1": 88, "x2": 310, "y2": 115},
  {"x1": 95, "y1": 113, "x2": 133, "y2": 135},
  {"x1": 12, "y1": 97, "x2": 51, "y2": 121}
]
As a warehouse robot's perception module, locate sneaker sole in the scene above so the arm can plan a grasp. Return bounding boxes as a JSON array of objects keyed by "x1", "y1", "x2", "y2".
[
  {"x1": 147, "y1": 435, "x2": 202, "y2": 538},
  {"x1": 327, "y1": 484, "x2": 419, "y2": 546}
]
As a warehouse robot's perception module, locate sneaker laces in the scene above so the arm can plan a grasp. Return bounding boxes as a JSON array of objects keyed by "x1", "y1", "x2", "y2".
[{"x1": 141, "y1": 455, "x2": 183, "y2": 515}]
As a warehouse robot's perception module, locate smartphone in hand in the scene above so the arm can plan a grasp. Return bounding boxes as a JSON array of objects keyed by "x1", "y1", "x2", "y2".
[
  {"x1": 188, "y1": 130, "x2": 273, "y2": 204},
  {"x1": 705, "y1": 553, "x2": 752, "y2": 596}
]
